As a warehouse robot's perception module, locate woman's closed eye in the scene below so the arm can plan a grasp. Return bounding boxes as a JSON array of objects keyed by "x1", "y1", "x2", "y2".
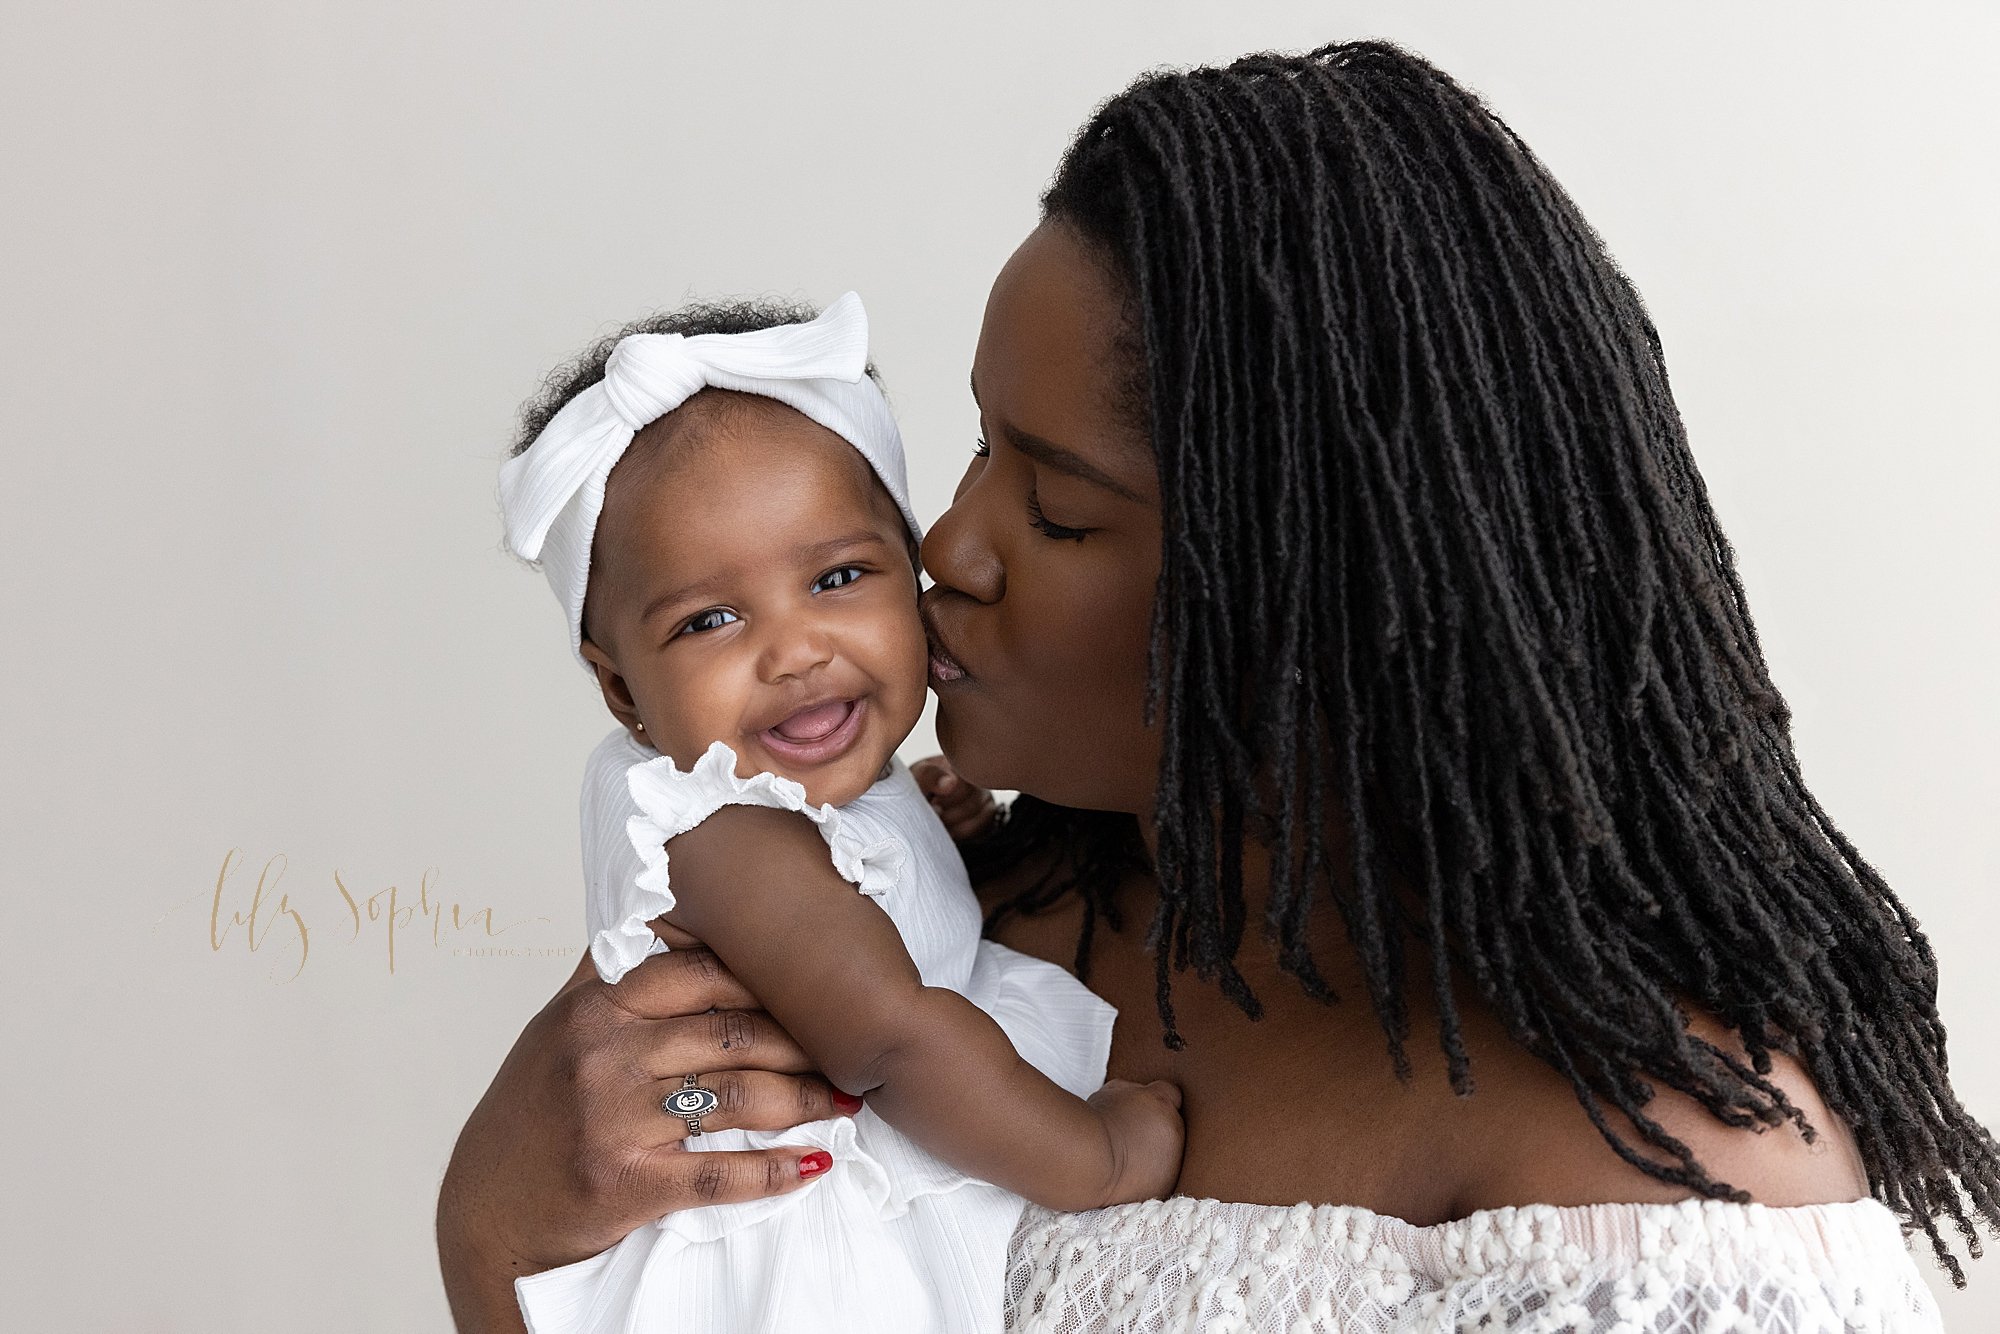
[
  {"x1": 1027, "y1": 491, "x2": 1091, "y2": 542},
  {"x1": 975, "y1": 435, "x2": 1092, "y2": 541},
  {"x1": 677, "y1": 607, "x2": 739, "y2": 637},
  {"x1": 812, "y1": 565, "x2": 868, "y2": 593}
]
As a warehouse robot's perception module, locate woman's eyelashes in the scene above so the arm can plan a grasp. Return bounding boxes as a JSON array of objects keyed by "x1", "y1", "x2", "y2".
[
  {"x1": 978, "y1": 435, "x2": 1091, "y2": 541},
  {"x1": 1026, "y1": 491, "x2": 1091, "y2": 542}
]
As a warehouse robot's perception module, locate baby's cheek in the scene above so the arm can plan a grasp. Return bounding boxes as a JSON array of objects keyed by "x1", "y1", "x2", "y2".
[
  {"x1": 902, "y1": 612, "x2": 934, "y2": 686},
  {"x1": 876, "y1": 609, "x2": 933, "y2": 720},
  {"x1": 647, "y1": 658, "x2": 750, "y2": 758}
]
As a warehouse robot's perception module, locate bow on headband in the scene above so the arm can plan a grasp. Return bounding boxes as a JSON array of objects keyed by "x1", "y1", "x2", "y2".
[{"x1": 497, "y1": 291, "x2": 922, "y2": 673}]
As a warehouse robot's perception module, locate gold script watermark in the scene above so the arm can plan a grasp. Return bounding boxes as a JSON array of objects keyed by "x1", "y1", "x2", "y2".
[{"x1": 198, "y1": 847, "x2": 559, "y2": 981}]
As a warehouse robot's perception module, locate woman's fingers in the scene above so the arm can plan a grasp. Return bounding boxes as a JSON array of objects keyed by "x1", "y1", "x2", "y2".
[
  {"x1": 942, "y1": 792, "x2": 998, "y2": 841},
  {"x1": 618, "y1": 1007, "x2": 818, "y2": 1079},
  {"x1": 910, "y1": 754, "x2": 955, "y2": 799},
  {"x1": 912, "y1": 754, "x2": 999, "y2": 840},
  {"x1": 438, "y1": 932, "x2": 836, "y2": 1309},
  {"x1": 640, "y1": 1070, "x2": 859, "y2": 1138},
  {"x1": 935, "y1": 786, "x2": 997, "y2": 840},
  {"x1": 598, "y1": 945, "x2": 764, "y2": 1019},
  {"x1": 620, "y1": 1143, "x2": 834, "y2": 1212}
]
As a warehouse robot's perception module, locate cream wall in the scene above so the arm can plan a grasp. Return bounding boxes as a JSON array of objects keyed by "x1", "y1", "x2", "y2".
[{"x1": 2, "y1": 2, "x2": 1994, "y2": 1328}]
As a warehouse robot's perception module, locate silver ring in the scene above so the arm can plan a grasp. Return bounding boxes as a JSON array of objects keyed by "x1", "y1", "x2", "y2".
[{"x1": 663, "y1": 1073, "x2": 720, "y2": 1137}]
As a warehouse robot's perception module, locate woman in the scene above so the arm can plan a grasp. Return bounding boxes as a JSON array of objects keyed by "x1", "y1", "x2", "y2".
[{"x1": 438, "y1": 42, "x2": 1993, "y2": 1329}]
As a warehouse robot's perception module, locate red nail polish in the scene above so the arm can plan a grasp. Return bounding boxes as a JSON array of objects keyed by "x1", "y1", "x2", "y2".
[
  {"x1": 799, "y1": 1150, "x2": 833, "y2": 1179},
  {"x1": 831, "y1": 1090, "x2": 863, "y2": 1114}
]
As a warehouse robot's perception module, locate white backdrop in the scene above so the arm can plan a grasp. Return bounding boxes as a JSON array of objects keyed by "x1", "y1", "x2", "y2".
[{"x1": 2, "y1": 2, "x2": 1995, "y2": 1329}]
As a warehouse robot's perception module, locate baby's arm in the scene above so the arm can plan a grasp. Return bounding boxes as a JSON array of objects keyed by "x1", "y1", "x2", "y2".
[{"x1": 662, "y1": 804, "x2": 1182, "y2": 1211}]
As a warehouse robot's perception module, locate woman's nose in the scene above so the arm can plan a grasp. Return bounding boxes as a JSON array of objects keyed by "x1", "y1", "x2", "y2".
[{"x1": 921, "y1": 475, "x2": 1005, "y2": 604}]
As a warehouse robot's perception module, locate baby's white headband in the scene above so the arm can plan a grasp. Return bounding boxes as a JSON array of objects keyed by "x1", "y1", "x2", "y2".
[{"x1": 498, "y1": 291, "x2": 923, "y2": 674}]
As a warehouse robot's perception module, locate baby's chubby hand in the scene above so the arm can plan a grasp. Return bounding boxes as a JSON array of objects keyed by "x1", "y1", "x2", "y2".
[
  {"x1": 1088, "y1": 1078, "x2": 1185, "y2": 1205},
  {"x1": 911, "y1": 755, "x2": 999, "y2": 842}
]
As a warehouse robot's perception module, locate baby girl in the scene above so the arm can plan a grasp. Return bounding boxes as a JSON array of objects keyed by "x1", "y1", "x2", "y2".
[{"x1": 495, "y1": 293, "x2": 1182, "y2": 1333}]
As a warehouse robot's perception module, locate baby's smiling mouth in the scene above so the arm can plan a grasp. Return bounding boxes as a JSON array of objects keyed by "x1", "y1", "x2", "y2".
[
  {"x1": 756, "y1": 696, "x2": 869, "y2": 768},
  {"x1": 769, "y1": 700, "x2": 853, "y2": 743}
]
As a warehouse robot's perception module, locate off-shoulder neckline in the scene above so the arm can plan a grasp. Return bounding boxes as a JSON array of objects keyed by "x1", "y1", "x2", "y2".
[
  {"x1": 1018, "y1": 1191, "x2": 1912, "y2": 1276},
  {"x1": 1037, "y1": 1190, "x2": 1897, "y2": 1238}
]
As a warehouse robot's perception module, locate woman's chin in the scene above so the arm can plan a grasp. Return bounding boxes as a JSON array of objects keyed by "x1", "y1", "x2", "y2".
[
  {"x1": 938, "y1": 693, "x2": 1156, "y2": 815},
  {"x1": 933, "y1": 708, "x2": 1005, "y2": 795}
]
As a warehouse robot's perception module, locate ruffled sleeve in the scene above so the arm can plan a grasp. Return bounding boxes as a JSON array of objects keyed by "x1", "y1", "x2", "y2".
[
  {"x1": 578, "y1": 728, "x2": 664, "y2": 986},
  {"x1": 588, "y1": 739, "x2": 908, "y2": 985}
]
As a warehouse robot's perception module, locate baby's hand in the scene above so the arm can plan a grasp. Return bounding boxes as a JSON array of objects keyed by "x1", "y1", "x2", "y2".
[
  {"x1": 911, "y1": 755, "x2": 999, "y2": 842},
  {"x1": 1088, "y1": 1078, "x2": 1185, "y2": 1205}
]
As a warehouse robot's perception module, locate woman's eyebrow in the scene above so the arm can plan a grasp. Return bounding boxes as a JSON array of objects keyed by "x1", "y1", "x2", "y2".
[
  {"x1": 1007, "y1": 426, "x2": 1147, "y2": 503},
  {"x1": 972, "y1": 371, "x2": 1147, "y2": 504}
]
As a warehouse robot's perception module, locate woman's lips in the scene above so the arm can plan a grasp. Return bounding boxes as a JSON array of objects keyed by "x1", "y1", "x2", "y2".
[
  {"x1": 921, "y1": 601, "x2": 972, "y2": 685},
  {"x1": 927, "y1": 644, "x2": 967, "y2": 685},
  {"x1": 759, "y1": 697, "x2": 868, "y2": 767}
]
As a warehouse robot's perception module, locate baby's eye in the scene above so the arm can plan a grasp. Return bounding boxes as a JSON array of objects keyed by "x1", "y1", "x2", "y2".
[
  {"x1": 812, "y1": 565, "x2": 866, "y2": 593},
  {"x1": 972, "y1": 436, "x2": 991, "y2": 458},
  {"x1": 679, "y1": 608, "x2": 739, "y2": 636}
]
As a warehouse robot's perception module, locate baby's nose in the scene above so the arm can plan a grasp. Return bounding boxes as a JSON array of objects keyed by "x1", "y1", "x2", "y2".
[{"x1": 757, "y1": 624, "x2": 837, "y2": 683}]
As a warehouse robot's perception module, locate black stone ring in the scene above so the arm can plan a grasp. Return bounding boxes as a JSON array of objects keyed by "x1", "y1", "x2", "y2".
[{"x1": 663, "y1": 1073, "x2": 721, "y2": 1137}]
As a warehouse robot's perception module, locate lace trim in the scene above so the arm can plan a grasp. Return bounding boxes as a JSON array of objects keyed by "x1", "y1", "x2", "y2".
[{"x1": 1004, "y1": 1196, "x2": 1944, "y2": 1333}]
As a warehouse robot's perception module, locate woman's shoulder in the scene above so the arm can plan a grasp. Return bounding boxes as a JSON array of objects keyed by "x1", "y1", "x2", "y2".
[{"x1": 1448, "y1": 1006, "x2": 1871, "y2": 1221}]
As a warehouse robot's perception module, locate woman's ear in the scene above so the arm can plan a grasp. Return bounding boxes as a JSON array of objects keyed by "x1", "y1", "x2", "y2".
[{"x1": 579, "y1": 638, "x2": 648, "y2": 743}]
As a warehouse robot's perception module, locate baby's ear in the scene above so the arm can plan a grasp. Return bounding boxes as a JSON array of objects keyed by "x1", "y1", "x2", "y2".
[{"x1": 579, "y1": 639, "x2": 647, "y2": 742}]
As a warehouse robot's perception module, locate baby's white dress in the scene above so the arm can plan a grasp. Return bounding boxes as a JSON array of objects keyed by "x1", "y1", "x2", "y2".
[{"x1": 513, "y1": 730, "x2": 1119, "y2": 1334}]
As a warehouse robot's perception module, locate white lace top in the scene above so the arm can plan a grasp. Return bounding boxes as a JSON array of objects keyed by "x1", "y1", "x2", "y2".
[{"x1": 1002, "y1": 1194, "x2": 1943, "y2": 1333}]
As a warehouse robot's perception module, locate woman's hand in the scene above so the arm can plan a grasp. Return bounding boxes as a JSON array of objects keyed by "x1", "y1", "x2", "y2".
[
  {"x1": 435, "y1": 939, "x2": 856, "y2": 1333},
  {"x1": 912, "y1": 755, "x2": 999, "y2": 841}
]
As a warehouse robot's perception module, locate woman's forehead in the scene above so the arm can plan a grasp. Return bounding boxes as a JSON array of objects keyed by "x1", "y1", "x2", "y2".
[{"x1": 975, "y1": 223, "x2": 1153, "y2": 493}]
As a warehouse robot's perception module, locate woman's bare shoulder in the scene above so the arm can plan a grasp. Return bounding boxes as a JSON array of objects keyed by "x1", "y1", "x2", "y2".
[{"x1": 1451, "y1": 1009, "x2": 1870, "y2": 1217}]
